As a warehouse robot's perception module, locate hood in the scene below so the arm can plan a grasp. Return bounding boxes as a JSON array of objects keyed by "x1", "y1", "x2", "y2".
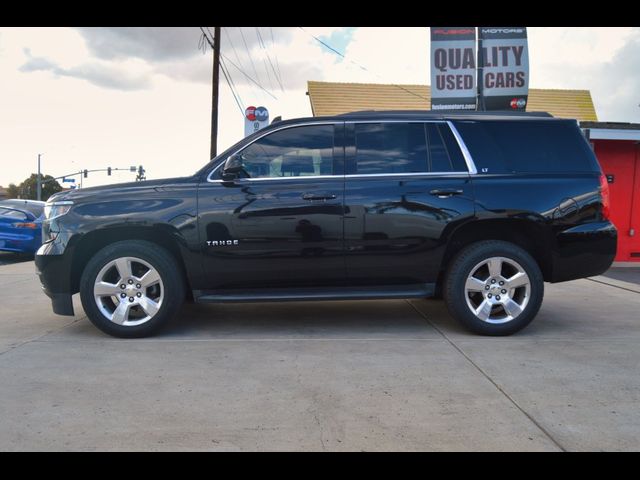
[{"x1": 47, "y1": 176, "x2": 195, "y2": 203}]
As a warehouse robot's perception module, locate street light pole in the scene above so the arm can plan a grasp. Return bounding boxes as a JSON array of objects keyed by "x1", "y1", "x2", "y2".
[{"x1": 37, "y1": 153, "x2": 43, "y2": 201}]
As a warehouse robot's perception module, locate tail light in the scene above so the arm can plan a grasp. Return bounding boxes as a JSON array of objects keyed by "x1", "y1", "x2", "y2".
[
  {"x1": 14, "y1": 222, "x2": 38, "y2": 229},
  {"x1": 599, "y1": 173, "x2": 611, "y2": 221}
]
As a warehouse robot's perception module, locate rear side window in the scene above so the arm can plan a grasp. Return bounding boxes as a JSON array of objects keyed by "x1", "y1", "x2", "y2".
[
  {"x1": 353, "y1": 122, "x2": 469, "y2": 174},
  {"x1": 453, "y1": 120, "x2": 600, "y2": 174},
  {"x1": 437, "y1": 124, "x2": 468, "y2": 172},
  {"x1": 426, "y1": 124, "x2": 468, "y2": 172},
  {"x1": 355, "y1": 123, "x2": 428, "y2": 174}
]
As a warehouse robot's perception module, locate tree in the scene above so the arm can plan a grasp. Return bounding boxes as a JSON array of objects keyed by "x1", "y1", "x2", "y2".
[
  {"x1": 6, "y1": 183, "x2": 20, "y2": 198},
  {"x1": 9, "y1": 174, "x2": 63, "y2": 201}
]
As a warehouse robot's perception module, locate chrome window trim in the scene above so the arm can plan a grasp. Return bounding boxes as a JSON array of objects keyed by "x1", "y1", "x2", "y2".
[
  {"x1": 446, "y1": 120, "x2": 478, "y2": 174},
  {"x1": 207, "y1": 171, "x2": 470, "y2": 184},
  {"x1": 206, "y1": 118, "x2": 478, "y2": 183},
  {"x1": 345, "y1": 172, "x2": 469, "y2": 179},
  {"x1": 209, "y1": 174, "x2": 339, "y2": 184}
]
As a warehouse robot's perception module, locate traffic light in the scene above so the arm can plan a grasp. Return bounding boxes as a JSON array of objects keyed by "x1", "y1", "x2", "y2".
[
  {"x1": 107, "y1": 167, "x2": 112, "y2": 176},
  {"x1": 83, "y1": 169, "x2": 88, "y2": 178},
  {"x1": 136, "y1": 165, "x2": 146, "y2": 181}
]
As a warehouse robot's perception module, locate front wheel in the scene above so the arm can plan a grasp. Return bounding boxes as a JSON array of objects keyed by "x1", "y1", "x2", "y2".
[
  {"x1": 444, "y1": 240, "x2": 544, "y2": 336},
  {"x1": 80, "y1": 240, "x2": 185, "y2": 338}
]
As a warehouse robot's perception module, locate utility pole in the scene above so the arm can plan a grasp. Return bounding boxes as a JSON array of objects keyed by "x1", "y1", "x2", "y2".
[
  {"x1": 37, "y1": 153, "x2": 43, "y2": 201},
  {"x1": 210, "y1": 26, "x2": 221, "y2": 160}
]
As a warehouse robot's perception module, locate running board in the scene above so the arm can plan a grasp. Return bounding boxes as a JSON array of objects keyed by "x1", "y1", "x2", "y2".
[{"x1": 194, "y1": 284, "x2": 435, "y2": 303}]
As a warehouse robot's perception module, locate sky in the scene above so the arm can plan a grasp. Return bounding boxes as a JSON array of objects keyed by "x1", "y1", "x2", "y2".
[{"x1": 0, "y1": 27, "x2": 638, "y2": 189}]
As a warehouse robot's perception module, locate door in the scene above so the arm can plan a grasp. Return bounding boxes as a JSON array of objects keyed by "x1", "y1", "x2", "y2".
[
  {"x1": 595, "y1": 140, "x2": 640, "y2": 261},
  {"x1": 197, "y1": 123, "x2": 346, "y2": 290},
  {"x1": 343, "y1": 121, "x2": 476, "y2": 286}
]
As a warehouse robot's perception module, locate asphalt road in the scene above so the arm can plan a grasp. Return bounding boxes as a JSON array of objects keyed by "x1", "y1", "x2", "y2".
[{"x1": 0, "y1": 254, "x2": 639, "y2": 451}]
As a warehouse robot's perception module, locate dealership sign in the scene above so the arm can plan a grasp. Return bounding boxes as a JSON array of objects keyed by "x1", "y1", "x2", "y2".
[
  {"x1": 244, "y1": 106, "x2": 269, "y2": 137},
  {"x1": 430, "y1": 27, "x2": 477, "y2": 110},
  {"x1": 478, "y1": 27, "x2": 529, "y2": 111}
]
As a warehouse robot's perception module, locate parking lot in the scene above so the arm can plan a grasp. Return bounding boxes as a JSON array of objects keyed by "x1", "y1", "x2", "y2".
[{"x1": 0, "y1": 251, "x2": 639, "y2": 451}]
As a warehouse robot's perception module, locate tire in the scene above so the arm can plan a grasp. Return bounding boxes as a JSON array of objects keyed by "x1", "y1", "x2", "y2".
[
  {"x1": 80, "y1": 240, "x2": 185, "y2": 338},
  {"x1": 444, "y1": 240, "x2": 544, "y2": 336}
]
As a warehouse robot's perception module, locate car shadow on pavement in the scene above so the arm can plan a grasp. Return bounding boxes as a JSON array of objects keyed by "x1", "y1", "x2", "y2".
[
  {"x1": 0, "y1": 252, "x2": 34, "y2": 265},
  {"x1": 162, "y1": 299, "x2": 447, "y2": 340}
]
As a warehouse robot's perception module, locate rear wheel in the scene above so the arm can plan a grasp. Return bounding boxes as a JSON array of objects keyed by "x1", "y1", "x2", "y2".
[
  {"x1": 444, "y1": 240, "x2": 544, "y2": 336},
  {"x1": 80, "y1": 240, "x2": 185, "y2": 338}
]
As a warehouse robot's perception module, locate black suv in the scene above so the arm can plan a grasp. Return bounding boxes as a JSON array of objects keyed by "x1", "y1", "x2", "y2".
[{"x1": 36, "y1": 111, "x2": 617, "y2": 338}]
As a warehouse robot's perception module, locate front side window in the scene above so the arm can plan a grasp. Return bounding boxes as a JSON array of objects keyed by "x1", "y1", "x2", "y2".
[{"x1": 234, "y1": 125, "x2": 334, "y2": 178}]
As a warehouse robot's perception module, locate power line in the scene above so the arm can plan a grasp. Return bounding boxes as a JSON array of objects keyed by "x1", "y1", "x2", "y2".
[
  {"x1": 262, "y1": 56, "x2": 275, "y2": 92},
  {"x1": 222, "y1": 53, "x2": 279, "y2": 100},
  {"x1": 223, "y1": 27, "x2": 261, "y2": 104},
  {"x1": 257, "y1": 26, "x2": 284, "y2": 92},
  {"x1": 256, "y1": 27, "x2": 274, "y2": 91},
  {"x1": 298, "y1": 26, "x2": 430, "y2": 103},
  {"x1": 202, "y1": 27, "x2": 278, "y2": 101},
  {"x1": 220, "y1": 57, "x2": 245, "y2": 116},
  {"x1": 239, "y1": 27, "x2": 263, "y2": 89},
  {"x1": 199, "y1": 26, "x2": 213, "y2": 48},
  {"x1": 222, "y1": 27, "x2": 245, "y2": 71},
  {"x1": 269, "y1": 27, "x2": 285, "y2": 92},
  {"x1": 201, "y1": 27, "x2": 246, "y2": 115},
  {"x1": 255, "y1": 26, "x2": 266, "y2": 48}
]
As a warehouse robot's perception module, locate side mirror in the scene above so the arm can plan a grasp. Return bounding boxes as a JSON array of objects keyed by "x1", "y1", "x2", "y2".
[
  {"x1": 222, "y1": 155, "x2": 244, "y2": 182},
  {"x1": 222, "y1": 155, "x2": 244, "y2": 175}
]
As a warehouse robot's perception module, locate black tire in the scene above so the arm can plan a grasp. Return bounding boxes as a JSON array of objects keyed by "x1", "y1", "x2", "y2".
[
  {"x1": 444, "y1": 240, "x2": 544, "y2": 336},
  {"x1": 80, "y1": 240, "x2": 185, "y2": 338}
]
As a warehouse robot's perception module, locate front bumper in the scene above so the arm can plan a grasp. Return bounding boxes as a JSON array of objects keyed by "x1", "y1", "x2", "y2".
[
  {"x1": 551, "y1": 221, "x2": 617, "y2": 283},
  {"x1": 35, "y1": 241, "x2": 75, "y2": 316}
]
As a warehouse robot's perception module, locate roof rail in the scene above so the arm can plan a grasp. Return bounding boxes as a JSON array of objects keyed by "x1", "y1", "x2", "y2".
[{"x1": 337, "y1": 110, "x2": 553, "y2": 118}]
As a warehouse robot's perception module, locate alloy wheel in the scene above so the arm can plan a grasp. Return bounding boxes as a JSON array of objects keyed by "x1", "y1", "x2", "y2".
[
  {"x1": 93, "y1": 256, "x2": 164, "y2": 326},
  {"x1": 464, "y1": 256, "x2": 531, "y2": 324}
]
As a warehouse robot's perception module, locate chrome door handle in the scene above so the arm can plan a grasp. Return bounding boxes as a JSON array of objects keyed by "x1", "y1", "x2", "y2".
[
  {"x1": 430, "y1": 189, "x2": 463, "y2": 198},
  {"x1": 302, "y1": 193, "x2": 337, "y2": 201}
]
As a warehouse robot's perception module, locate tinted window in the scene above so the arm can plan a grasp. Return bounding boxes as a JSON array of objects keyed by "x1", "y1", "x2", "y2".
[
  {"x1": 355, "y1": 123, "x2": 428, "y2": 174},
  {"x1": 236, "y1": 125, "x2": 334, "y2": 178},
  {"x1": 438, "y1": 124, "x2": 468, "y2": 171},
  {"x1": 426, "y1": 124, "x2": 450, "y2": 172},
  {"x1": 453, "y1": 120, "x2": 600, "y2": 174},
  {"x1": 451, "y1": 121, "x2": 510, "y2": 174}
]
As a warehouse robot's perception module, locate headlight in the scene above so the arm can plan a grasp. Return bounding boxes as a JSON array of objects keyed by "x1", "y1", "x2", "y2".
[{"x1": 44, "y1": 201, "x2": 73, "y2": 220}]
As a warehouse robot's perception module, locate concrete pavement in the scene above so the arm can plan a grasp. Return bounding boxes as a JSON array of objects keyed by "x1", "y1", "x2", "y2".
[{"x1": 0, "y1": 256, "x2": 639, "y2": 451}]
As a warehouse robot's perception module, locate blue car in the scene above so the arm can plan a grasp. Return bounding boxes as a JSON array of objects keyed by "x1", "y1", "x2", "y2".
[{"x1": 0, "y1": 199, "x2": 45, "y2": 254}]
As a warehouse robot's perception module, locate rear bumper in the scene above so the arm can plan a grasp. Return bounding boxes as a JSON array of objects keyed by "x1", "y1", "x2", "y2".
[
  {"x1": 550, "y1": 221, "x2": 617, "y2": 283},
  {"x1": 0, "y1": 233, "x2": 40, "y2": 254},
  {"x1": 35, "y1": 242, "x2": 75, "y2": 316}
]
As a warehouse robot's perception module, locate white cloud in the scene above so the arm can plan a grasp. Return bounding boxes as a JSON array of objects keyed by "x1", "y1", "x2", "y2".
[{"x1": 20, "y1": 48, "x2": 153, "y2": 91}]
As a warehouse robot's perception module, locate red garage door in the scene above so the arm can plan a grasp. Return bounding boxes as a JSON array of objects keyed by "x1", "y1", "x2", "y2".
[{"x1": 594, "y1": 140, "x2": 640, "y2": 262}]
